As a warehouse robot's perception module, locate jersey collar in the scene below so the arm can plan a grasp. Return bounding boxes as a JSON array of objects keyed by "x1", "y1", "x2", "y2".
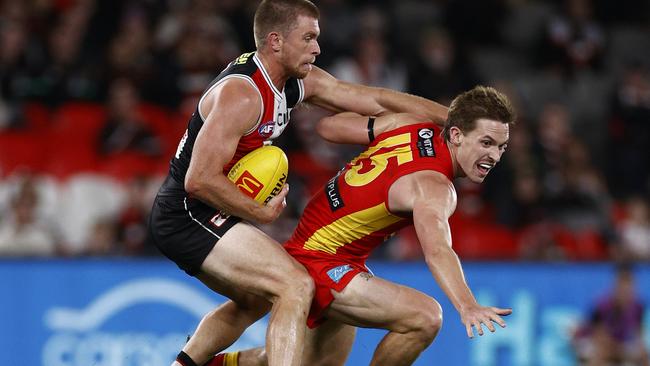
[{"x1": 253, "y1": 53, "x2": 283, "y2": 98}]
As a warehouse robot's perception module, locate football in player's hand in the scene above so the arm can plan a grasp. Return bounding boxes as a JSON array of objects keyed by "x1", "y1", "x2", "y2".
[{"x1": 227, "y1": 145, "x2": 288, "y2": 204}]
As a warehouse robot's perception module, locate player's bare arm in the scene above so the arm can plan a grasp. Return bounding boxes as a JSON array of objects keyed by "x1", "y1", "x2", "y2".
[
  {"x1": 390, "y1": 171, "x2": 512, "y2": 338},
  {"x1": 316, "y1": 112, "x2": 430, "y2": 144},
  {"x1": 302, "y1": 66, "x2": 448, "y2": 124},
  {"x1": 184, "y1": 78, "x2": 288, "y2": 224}
]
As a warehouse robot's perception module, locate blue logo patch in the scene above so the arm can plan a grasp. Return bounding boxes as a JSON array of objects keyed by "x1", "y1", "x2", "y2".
[
  {"x1": 327, "y1": 265, "x2": 353, "y2": 284},
  {"x1": 258, "y1": 121, "x2": 275, "y2": 137}
]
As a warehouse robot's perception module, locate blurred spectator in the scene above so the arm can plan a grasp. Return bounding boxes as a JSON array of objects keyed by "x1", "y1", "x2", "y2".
[
  {"x1": 573, "y1": 264, "x2": 650, "y2": 365},
  {"x1": 106, "y1": 3, "x2": 162, "y2": 103},
  {"x1": 35, "y1": 0, "x2": 102, "y2": 105},
  {"x1": 543, "y1": 140, "x2": 614, "y2": 260},
  {"x1": 408, "y1": 27, "x2": 478, "y2": 104},
  {"x1": 486, "y1": 117, "x2": 546, "y2": 229},
  {"x1": 309, "y1": 0, "x2": 357, "y2": 67},
  {"x1": 0, "y1": 176, "x2": 59, "y2": 256},
  {"x1": 0, "y1": 19, "x2": 29, "y2": 129},
  {"x1": 518, "y1": 222, "x2": 568, "y2": 261},
  {"x1": 535, "y1": 0, "x2": 605, "y2": 79},
  {"x1": 114, "y1": 176, "x2": 158, "y2": 256},
  {"x1": 606, "y1": 64, "x2": 650, "y2": 198},
  {"x1": 551, "y1": 141, "x2": 612, "y2": 230},
  {"x1": 84, "y1": 217, "x2": 118, "y2": 256},
  {"x1": 532, "y1": 103, "x2": 574, "y2": 195},
  {"x1": 163, "y1": 1, "x2": 241, "y2": 113},
  {"x1": 510, "y1": 170, "x2": 546, "y2": 227},
  {"x1": 97, "y1": 78, "x2": 162, "y2": 157},
  {"x1": 330, "y1": 31, "x2": 407, "y2": 91},
  {"x1": 614, "y1": 197, "x2": 650, "y2": 262},
  {"x1": 329, "y1": 6, "x2": 406, "y2": 91}
]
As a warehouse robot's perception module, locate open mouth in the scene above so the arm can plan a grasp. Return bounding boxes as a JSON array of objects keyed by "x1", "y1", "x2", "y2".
[{"x1": 477, "y1": 162, "x2": 494, "y2": 176}]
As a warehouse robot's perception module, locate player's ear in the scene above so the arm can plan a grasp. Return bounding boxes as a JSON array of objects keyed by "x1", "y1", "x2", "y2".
[
  {"x1": 449, "y1": 126, "x2": 463, "y2": 146},
  {"x1": 268, "y1": 32, "x2": 282, "y2": 52}
]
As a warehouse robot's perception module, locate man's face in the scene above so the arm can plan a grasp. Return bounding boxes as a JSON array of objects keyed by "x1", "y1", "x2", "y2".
[
  {"x1": 279, "y1": 15, "x2": 320, "y2": 79},
  {"x1": 453, "y1": 118, "x2": 509, "y2": 183}
]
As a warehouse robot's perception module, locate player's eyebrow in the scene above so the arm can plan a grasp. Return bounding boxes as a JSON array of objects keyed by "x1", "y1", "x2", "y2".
[{"x1": 482, "y1": 135, "x2": 509, "y2": 147}]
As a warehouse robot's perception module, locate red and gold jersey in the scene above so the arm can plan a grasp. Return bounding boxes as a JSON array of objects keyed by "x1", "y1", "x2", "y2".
[{"x1": 285, "y1": 123, "x2": 454, "y2": 264}]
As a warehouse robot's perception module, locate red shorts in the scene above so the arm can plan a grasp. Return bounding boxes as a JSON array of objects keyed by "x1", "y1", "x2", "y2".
[{"x1": 285, "y1": 248, "x2": 368, "y2": 328}]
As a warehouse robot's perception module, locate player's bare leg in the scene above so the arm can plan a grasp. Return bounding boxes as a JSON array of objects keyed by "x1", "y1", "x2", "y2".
[
  {"x1": 214, "y1": 319, "x2": 356, "y2": 366},
  {"x1": 325, "y1": 272, "x2": 442, "y2": 366},
  {"x1": 301, "y1": 319, "x2": 357, "y2": 366},
  {"x1": 181, "y1": 294, "x2": 270, "y2": 364},
  {"x1": 173, "y1": 222, "x2": 314, "y2": 366},
  {"x1": 212, "y1": 272, "x2": 440, "y2": 366}
]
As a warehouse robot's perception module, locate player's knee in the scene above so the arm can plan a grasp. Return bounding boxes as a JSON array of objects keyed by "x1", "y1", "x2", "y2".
[
  {"x1": 288, "y1": 269, "x2": 315, "y2": 302},
  {"x1": 277, "y1": 267, "x2": 314, "y2": 305},
  {"x1": 410, "y1": 299, "x2": 443, "y2": 341}
]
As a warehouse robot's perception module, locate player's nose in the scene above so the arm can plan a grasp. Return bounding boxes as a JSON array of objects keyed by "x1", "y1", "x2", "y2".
[
  {"x1": 488, "y1": 146, "x2": 502, "y2": 163},
  {"x1": 312, "y1": 41, "x2": 321, "y2": 56}
]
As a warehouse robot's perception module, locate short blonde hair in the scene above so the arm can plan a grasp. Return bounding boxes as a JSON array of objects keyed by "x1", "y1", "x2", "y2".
[
  {"x1": 443, "y1": 86, "x2": 516, "y2": 141},
  {"x1": 253, "y1": 0, "x2": 320, "y2": 49}
]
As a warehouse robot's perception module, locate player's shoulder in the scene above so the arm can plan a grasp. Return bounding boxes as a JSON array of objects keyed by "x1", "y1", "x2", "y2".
[
  {"x1": 410, "y1": 170, "x2": 456, "y2": 202},
  {"x1": 402, "y1": 169, "x2": 451, "y2": 186},
  {"x1": 389, "y1": 169, "x2": 455, "y2": 213},
  {"x1": 204, "y1": 77, "x2": 259, "y2": 105},
  {"x1": 199, "y1": 77, "x2": 261, "y2": 121}
]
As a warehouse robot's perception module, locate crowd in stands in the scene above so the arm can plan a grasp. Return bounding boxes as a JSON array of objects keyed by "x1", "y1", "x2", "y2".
[{"x1": 1, "y1": 0, "x2": 649, "y2": 262}]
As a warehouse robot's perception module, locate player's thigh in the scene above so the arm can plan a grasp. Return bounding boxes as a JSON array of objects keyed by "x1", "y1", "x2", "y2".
[
  {"x1": 199, "y1": 221, "x2": 311, "y2": 300},
  {"x1": 302, "y1": 320, "x2": 356, "y2": 366},
  {"x1": 325, "y1": 273, "x2": 442, "y2": 333},
  {"x1": 196, "y1": 273, "x2": 272, "y2": 319}
]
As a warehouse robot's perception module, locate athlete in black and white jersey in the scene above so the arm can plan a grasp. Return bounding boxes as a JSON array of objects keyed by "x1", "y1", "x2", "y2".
[{"x1": 147, "y1": 1, "x2": 449, "y2": 366}]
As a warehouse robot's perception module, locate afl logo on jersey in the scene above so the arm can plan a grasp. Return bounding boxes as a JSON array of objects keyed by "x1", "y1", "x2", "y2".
[{"x1": 258, "y1": 121, "x2": 275, "y2": 138}]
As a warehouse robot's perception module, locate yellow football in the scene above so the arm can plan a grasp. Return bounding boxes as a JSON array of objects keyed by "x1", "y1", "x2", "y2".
[{"x1": 227, "y1": 145, "x2": 288, "y2": 204}]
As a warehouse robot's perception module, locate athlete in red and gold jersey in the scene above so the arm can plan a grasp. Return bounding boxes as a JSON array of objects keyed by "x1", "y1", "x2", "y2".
[
  {"x1": 285, "y1": 121, "x2": 454, "y2": 327},
  {"x1": 207, "y1": 86, "x2": 517, "y2": 366}
]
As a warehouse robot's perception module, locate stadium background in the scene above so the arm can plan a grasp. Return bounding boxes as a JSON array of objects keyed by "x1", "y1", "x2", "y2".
[{"x1": 0, "y1": 0, "x2": 649, "y2": 365}]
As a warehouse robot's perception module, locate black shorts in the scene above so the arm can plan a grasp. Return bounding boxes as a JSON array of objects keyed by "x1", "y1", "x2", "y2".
[{"x1": 147, "y1": 176, "x2": 241, "y2": 276}]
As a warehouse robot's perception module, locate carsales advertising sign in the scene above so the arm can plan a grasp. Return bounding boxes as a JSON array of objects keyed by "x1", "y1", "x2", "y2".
[{"x1": 1, "y1": 260, "x2": 649, "y2": 366}]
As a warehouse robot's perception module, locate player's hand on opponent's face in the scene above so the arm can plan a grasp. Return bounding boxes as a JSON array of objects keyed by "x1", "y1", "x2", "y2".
[
  {"x1": 460, "y1": 305, "x2": 512, "y2": 338},
  {"x1": 259, "y1": 184, "x2": 289, "y2": 224}
]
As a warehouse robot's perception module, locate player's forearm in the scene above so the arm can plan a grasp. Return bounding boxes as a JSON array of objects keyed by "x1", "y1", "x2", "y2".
[
  {"x1": 376, "y1": 88, "x2": 448, "y2": 126},
  {"x1": 425, "y1": 244, "x2": 479, "y2": 313},
  {"x1": 185, "y1": 173, "x2": 268, "y2": 223},
  {"x1": 318, "y1": 112, "x2": 425, "y2": 145},
  {"x1": 316, "y1": 113, "x2": 373, "y2": 144}
]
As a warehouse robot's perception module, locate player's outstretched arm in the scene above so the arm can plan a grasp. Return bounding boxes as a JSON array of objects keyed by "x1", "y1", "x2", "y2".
[
  {"x1": 316, "y1": 112, "x2": 430, "y2": 144},
  {"x1": 391, "y1": 171, "x2": 512, "y2": 338},
  {"x1": 184, "y1": 78, "x2": 288, "y2": 224},
  {"x1": 303, "y1": 66, "x2": 448, "y2": 126}
]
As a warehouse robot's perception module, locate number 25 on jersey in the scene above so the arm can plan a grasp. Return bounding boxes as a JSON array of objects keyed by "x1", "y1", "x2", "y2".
[{"x1": 344, "y1": 133, "x2": 413, "y2": 187}]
